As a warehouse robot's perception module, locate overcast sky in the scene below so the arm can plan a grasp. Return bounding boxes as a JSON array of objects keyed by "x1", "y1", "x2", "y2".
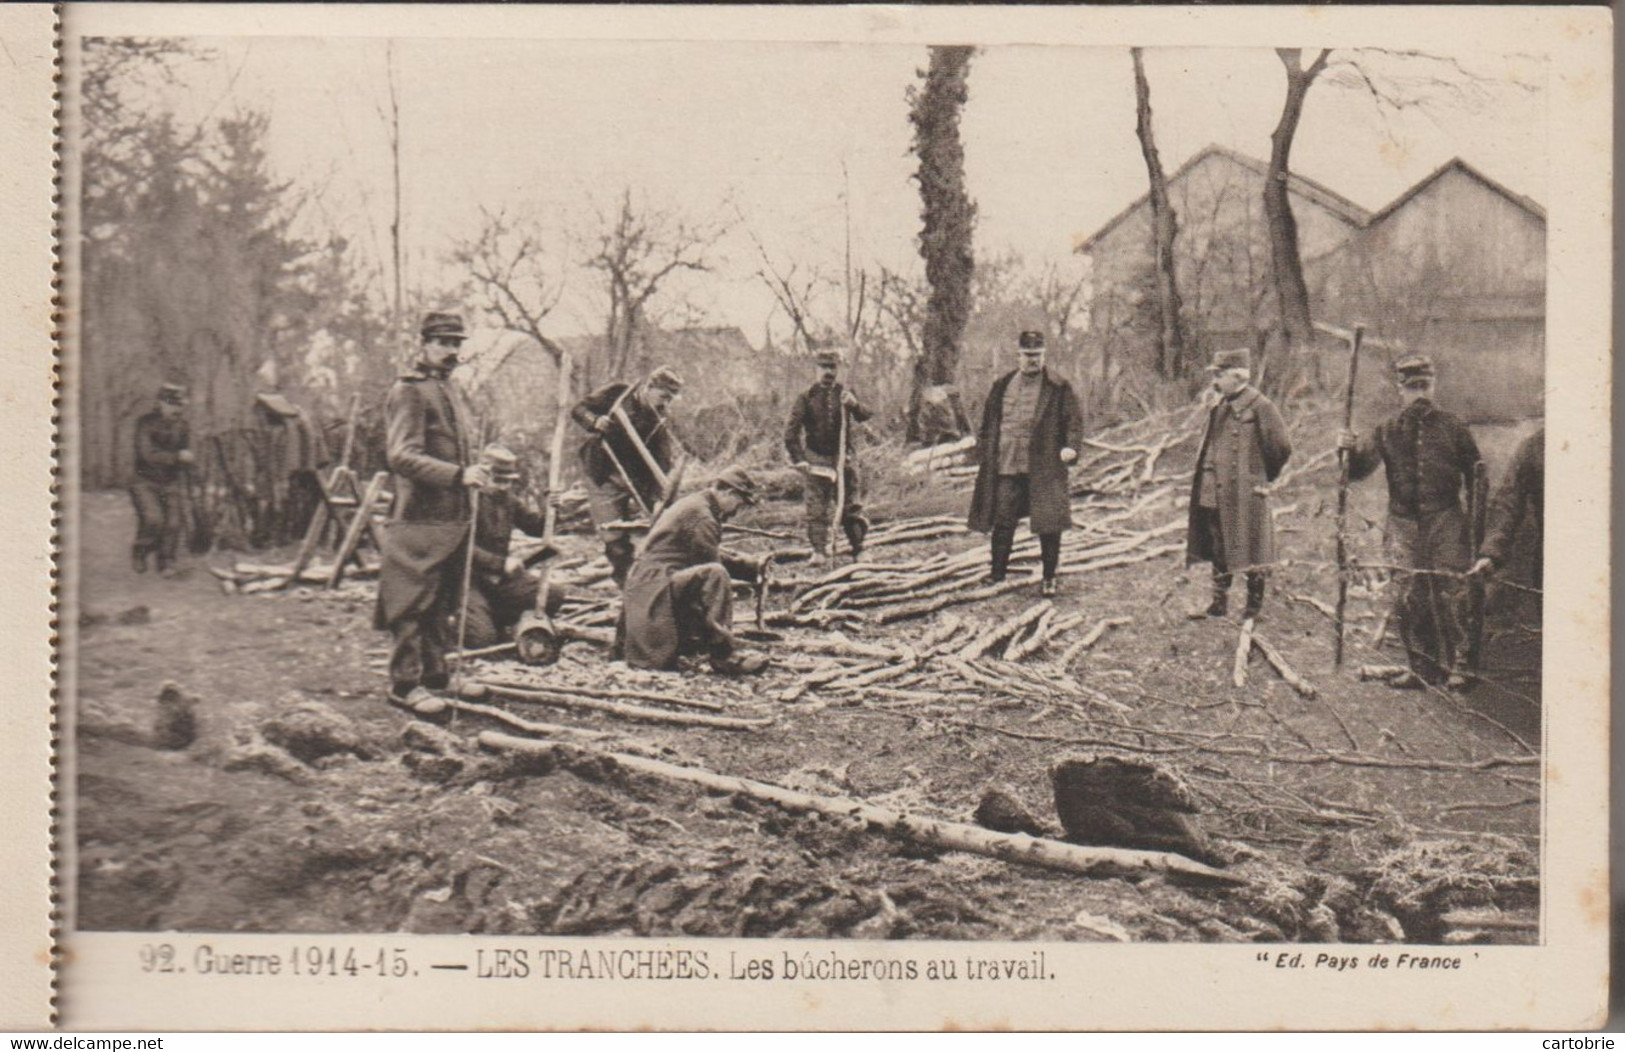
[{"x1": 148, "y1": 38, "x2": 1548, "y2": 342}]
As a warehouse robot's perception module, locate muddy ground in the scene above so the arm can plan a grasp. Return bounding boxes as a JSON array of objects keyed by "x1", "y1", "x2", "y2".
[{"x1": 69, "y1": 414, "x2": 1542, "y2": 943}]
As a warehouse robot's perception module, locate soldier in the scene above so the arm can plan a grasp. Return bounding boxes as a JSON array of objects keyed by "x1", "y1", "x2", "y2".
[
  {"x1": 1185, "y1": 347, "x2": 1293, "y2": 621},
  {"x1": 373, "y1": 311, "x2": 492, "y2": 716},
  {"x1": 785, "y1": 347, "x2": 872, "y2": 565},
  {"x1": 1472, "y1": 427, "x2": 1543, "y2": 588},
  {"x1": 1339, "y1": 354, "x2": 1481, "y2": 688},
  {"x1": 130, "y1": 382, "x2": 195, "y2": 577},
  {"x1": 622, "y1": 467, "x2": 769, "y2": 676},
  {"x1": 571, "y1": 366, "x2": 683, "y2": 588},
  {"x1": 461, "y1": 445, "x2": 567, "y2": 650},
  {"x1": 967, "y1": 331, "x2": 1084, "y2": 597}
]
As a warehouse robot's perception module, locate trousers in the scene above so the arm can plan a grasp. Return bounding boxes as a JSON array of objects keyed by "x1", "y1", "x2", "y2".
[
  {"x1": 989, "y1": 475, "x2": 1061, "y2": 579},
  {"x1": 1386, "y1": 507, "x2": 1470, "y2": 683},
  {"x1": 130, "y1": 479, "x2": 185, "y2": 569}
]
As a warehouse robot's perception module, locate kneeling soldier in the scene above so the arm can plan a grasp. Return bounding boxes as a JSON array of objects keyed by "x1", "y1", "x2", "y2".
[
  {"x1": 622, "y1": 468, "x2": 769, "y2": 676},
  {"x1": 785, "y1": 346, "x2": 872, "y2": 565},
  {"x1": 1340, "y1": 354, "x2": 1480, "y2": 688},
  {"x1": 461, "y1": 445, "x2": 568, "y2": 649}
]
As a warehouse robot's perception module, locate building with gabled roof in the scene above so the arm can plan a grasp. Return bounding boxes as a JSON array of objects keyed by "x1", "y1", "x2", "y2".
[{"x1": 1306, "y1": 158, "x2": 1545, "y2": 420}]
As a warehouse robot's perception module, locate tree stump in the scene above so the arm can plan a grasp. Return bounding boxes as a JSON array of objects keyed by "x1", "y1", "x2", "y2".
[{"x1": 1049, "y1": 754, "x2": 1216, "y2": 865}]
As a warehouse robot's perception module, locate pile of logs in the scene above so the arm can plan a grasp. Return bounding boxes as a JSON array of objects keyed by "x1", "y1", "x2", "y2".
[{"x1": 209, "y1": 559, "x2": 377, "y2": 594}]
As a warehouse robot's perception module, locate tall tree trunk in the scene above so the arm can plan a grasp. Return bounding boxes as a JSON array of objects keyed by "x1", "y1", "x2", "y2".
[
  {"x1": 1131, "y1": 48, "x2": 1188, "y2": 379},
  {"x1": 1264, "y1": 48, "x2": 1329, "y2": 361},
  {"x1": 905, "y1": 45, "x2": 977, "y2": 443}
]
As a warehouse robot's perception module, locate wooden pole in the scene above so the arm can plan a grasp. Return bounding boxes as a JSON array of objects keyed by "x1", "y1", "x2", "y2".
[
  {"x1": 833, "y1": 397, "x2": 849, "y2": 559},
  {"x1": 1232, "y1": 617, "x2": 1255, "y2": 688},
  {"x1": 1466, "y1": 460, "x2": 1489, "y2": 670},
  {"x1": 465, "y1": 682, "x2": 770, "y2": 732},
  {"x1": 1333, "y1": 324, "x2": 1363, "y2": 667},
  {"x1": 454, "y1": 487, "x2": 480, "y2": 670},
  {"x1": 478, "y1": 731, "x2": 1246, "y2": 886}
]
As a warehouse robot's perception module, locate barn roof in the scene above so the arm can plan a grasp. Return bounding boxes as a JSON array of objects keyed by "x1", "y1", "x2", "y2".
[
  {"x1": 1076, "y1": 144, "x2": 1373, "y2": 253},
  {"x1": 1362, "y1": 157, "x2": 1547, "y2": 227}
]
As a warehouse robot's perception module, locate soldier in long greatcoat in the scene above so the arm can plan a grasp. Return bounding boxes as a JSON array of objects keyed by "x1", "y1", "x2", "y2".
[
  {"x1": 622, "y1": 468, "x2": 768, "y2": 675},
  {"x1": 130, "y1": 382, "x2": 194, "y2": 577},
  {"x1": 374, "y1": 311, "x2": 492, "y2": 715},
  {"x1": 967, "y1": 330, "x2": 1085, "y2": 597},
  {"x1": 1340, "y1": 354, "x2": 1480, "y2": 688},
  {"x1": 1185, "y1": 347, "x2": 1293, "y2": 621}
]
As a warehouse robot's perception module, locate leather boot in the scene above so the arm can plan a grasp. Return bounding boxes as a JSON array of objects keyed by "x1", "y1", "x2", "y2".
[{"x1": 1243, "y1": 573, "x2": 1266, "y2": 620}]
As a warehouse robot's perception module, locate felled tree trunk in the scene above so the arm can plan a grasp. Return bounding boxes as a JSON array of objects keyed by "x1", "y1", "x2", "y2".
[{"x1": 481, "y1": 732, "x2": 1244, "y2": 886}]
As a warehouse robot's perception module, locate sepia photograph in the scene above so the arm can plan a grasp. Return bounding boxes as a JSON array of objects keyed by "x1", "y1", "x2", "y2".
[{"x1": 45, "y1": 3, "x2": 1610, "y2": 1032}]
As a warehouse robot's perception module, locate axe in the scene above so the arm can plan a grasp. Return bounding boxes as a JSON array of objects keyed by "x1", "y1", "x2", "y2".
[{"x1": 517, "y1": 353, "x2": 574, "y2": 666}]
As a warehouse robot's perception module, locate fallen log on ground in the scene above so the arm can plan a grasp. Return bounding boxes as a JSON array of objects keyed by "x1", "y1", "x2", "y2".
[
  {"x1": 478, "y1": 730, "x2": 1247, "y2": 887},
  {"x1": 465, "y1": 682, "x2": 770, "y2": 731},
  {"x1": 478, "y1": 677, "x2": 726, "y2": 713},
  {"x1": 1058, "y1": 616, "x2": 1133, "y2": 667},
  {"x1": 957, "y1": 600, "x2": 1053, "y2": 661},
  {"x1": 1250, "y1": 633, "x2": 1319, "y2": 699},
  {"x1": 1232, "y1": 618, "x2": 1255, "y2": 689}
]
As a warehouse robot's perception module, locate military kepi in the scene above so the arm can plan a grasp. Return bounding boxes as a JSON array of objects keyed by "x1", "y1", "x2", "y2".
[
  {"x1": 1207, "y1": 347, "x2": 1251, "y2": 372},
  {"x1": 480, "y1": 444, "x2": 523, "y2": 480},
  {"x1": 1394, "y1": 353, "x2": 1436, "y2": 382},
  {"x1": 157, "y1": 382, "x2": 188, "y2": 406},
  {"x1": 813, "y1": 347, "x2": 843, "y2": 366},
  {"x1": 1018, "y1": 330, "x2": 1045, "y2": 350},
  {"x1": 420, "y1": 311, "x2": 466, "y2": 341},
  {"x1": 646, "y1": 365, "x2": 685, "y2": 393},
  {"x1": 715, "y1": 466, "x2": 759, "y2": 504}
]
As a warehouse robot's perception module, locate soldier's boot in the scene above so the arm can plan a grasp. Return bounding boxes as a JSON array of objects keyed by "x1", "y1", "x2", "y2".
[
  {"x1": 986, "y1": 528, "x2": 1016, "y2": 584},
  {"x1": 1188, "y1": 571, "x2": 1230, "y2": 619},
  {"x1": 710, "y1": 648, "x2": 769, "y2": 676},
  {"x1": 131, "y1": 547, "x2": 149, "y2": 574},
  {"x1": 1038, "y1": 533, "x2": 1062, "y2": 597},
  {"x1": 845, "y1": 514, "x2": 870, "y2": 563},
  {"x1": 1242, "y1": 573, "x2": 1266, "y2": 620}
]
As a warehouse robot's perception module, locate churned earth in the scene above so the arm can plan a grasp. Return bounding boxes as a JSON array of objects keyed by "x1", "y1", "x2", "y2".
[{"x1": 68, "y1": 413, "x2": 1542, "y2": 944}]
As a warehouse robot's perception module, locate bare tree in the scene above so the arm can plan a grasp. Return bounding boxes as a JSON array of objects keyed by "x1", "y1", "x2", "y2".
[
  {"x1": 449, "y1": 205, "x2": 568, "y2": 358},
  {"x1": 1131, "y1": 48, "x2": 1188, "y2": 379},
  {"x1": 582, "y1": 187, "x2": 730, "y2": 382},
  {"x1": 905, "y1": 45, "x2": 978, "y2": 442},
  {"x1": 1264, "y1": 48, "x2": 1331, "y2": 360},
  {"x1": 1263, "y1": 47, "x2": 1531, "y2": 367}
]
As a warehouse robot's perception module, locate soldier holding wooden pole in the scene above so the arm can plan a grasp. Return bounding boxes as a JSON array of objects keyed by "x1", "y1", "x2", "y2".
[
  {"x1": 1339, "y1": 355, "x2": 1481, "y2": 689},
  {"x1": 571, "y1": 366, "x2": 683, "y2": 588},
  {"x1": 785, "y1": 346, "x2": 872, "y2": 566}
]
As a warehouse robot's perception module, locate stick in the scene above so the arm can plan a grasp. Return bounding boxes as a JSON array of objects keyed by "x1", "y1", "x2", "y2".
[
  {"x1": 1250, "y1": 633, "x2": 1318, "y2": 699},
  {"x1": 611, "y1": 402, "x2": 670, "y2": 492},
  {"x1": 956, "y1": 600, "x2": 1054, "y2": 661},
  {"x1": 1333, "y1": 324, "x2": 1363, "y2": 667},
  {"x1": 536, "y1": 352, "x2": 573, "y2": 620},
  {"x1": 454, "y1": 487, "x2": 481, "y2": 670},
  {"x1": 1232, "y1": 617, "x2": 1255, "y2": 689},
  {"x1": 477, "y1": 677, "x2": 725, "y2": 713},
  {"x1": 478, "y1": 731, "x2": 1246, "y2": 886},
  {"x1": 833, "y1": 397, "x2": 848, "y2": 559},
  {"x1": 468, "y1": 682, "x2": 769, "y2": 731},
  {"x1": 1466, "y1": 460, "x2": 1489, "y2": 670},
  {"x1": 1058, "y1": 616, "x2": 1132, "y2": 667}
]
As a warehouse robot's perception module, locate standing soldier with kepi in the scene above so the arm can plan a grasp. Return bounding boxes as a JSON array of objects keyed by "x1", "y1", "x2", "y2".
[
  {"x1": 130, "y1": 382, "x2": 195, "y2": 578},
  {"x1": 1339, "y1": 354, "x2": 1481, "y2": 689},
  {"x1": 374, "y1": 311, "x2": 492, "y2": 716},
  {"x1": 1186, "y1": 347, "x2": 1293, "y2": 621},
  {"x1": 571, "y1": 366, "x2": 683, "y2": 588},
  {"x1": 785, "y1": 346, "x2": 872, "y2": 566},
  {"x1": 967, "y1": 330, "x2": 1084, "y2": 598}
]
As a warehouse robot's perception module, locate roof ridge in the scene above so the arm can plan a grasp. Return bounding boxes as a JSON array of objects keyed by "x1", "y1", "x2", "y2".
[{"x1": 1365, "y1": 157, "x2": 1546, "y2": 226}]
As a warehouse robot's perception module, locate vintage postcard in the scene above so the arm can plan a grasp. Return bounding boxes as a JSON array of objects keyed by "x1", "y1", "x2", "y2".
[{"x1": 31, "y1": 2, "x2": 1614, "y2": 1031}]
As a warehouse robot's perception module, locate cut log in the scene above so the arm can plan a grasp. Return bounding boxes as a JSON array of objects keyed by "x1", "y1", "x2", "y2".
[
  {"x1": 956, "y1": 600, "x2": 1053, "y2": 661},
  {"x1": 1250, "y1": 633, "x2": 1318, "y2": 699},
  {"x1": 1058, "y1": 616, "x2": 1132, "y2": 666},
  {"x1": 1232, "y1": 617, "x2": 1255, "y2": 689},
  {"x1": 479, "y1": 731, "x2": 1246, "y2": 886},
  {"x1": 464, "y1": 682, "x2": 769, "y2": 731},
  {"x1": 478, "y1": 677, "x2": 725, "y2": 713}
]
